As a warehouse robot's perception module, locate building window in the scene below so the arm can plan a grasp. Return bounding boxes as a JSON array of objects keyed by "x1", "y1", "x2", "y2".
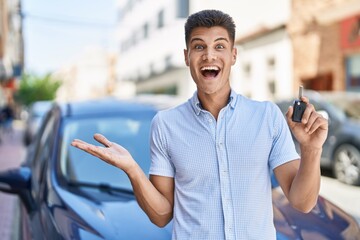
[
  {"x1": 158, "y1": 10, "x2": 164, "y2": 29},
  {"x1": 165, "y1": 55, "x2": 172, "y2": 70},
  {"x1": 143, "y1": 23, "x2": 149, "y2": 39},
  {"x1": 177, "y1": 0, "x2": 189, "y2": 18},
  {"x1": 267, "y1": 57, "x2": 276, "y2": 69},
  {"x1": 132, "y1": 32, "x2": 138, "y2": 46},
  {"x1": 268, "y1": 78, "x2": 276, "y2": 95},
  {"x1": 346, "y1": 54, "x2": 360, "y2": 91},
  {"x1": 267, "y1": 57, "x2": 276, "y2": 96},
  {"x1": 242, "y1": 63, "x2": 251, "y2": 78},
  {"x1": 149, "y1": 63, "x2": 155, "y2": 76}
]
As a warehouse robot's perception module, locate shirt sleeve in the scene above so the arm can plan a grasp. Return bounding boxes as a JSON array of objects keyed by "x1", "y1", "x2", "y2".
[
  {"x1": 268, "y1": 103, "x2": 300, "y2": 170},
  {"x1": 149, "y1": 112, "x2": 175, "y2": 177}
]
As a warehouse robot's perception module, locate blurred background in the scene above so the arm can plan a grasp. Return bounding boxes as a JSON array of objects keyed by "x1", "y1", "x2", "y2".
[
  {"x1": 0, "y1": 0, "x2": 360, "y2": 239},
  {"x1": 1, "y1": 0, "x2": 360, "y2": 105}
]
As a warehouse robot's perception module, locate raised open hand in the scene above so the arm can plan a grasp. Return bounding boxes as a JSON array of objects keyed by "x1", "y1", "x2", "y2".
[{"x1": 71, "y1": 133, "x2": 136, "y2": 173}]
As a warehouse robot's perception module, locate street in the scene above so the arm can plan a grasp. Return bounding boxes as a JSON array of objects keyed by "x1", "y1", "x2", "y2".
[
  {"x1": 0, "y1": 122, "x2": 359, "y2": 239},
  {"x1": 0, "y1": 121, "x2": 26, "y2": 240},
  {"x1": 320, "y1": 171, "x2": 360, "y2": 224}
]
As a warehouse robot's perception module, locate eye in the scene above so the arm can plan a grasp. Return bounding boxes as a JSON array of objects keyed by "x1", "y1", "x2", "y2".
[
  {"x1": 195, "y1": 45, "x2": 204, "y2": 50},
  {"x1": 215, "y1": 44, "x2": 225, "y2": 49}
]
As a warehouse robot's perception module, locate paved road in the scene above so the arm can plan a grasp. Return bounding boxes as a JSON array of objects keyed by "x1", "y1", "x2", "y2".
[
  {"x1": 0, "y1": 122, "x2": 359, "y2": 238},
  {"x1": 0, "y1": 122, "x2": 26, "y2": 240},
  {"x1": 320, "y1": 171, "x2": 360, "y2": 224}
]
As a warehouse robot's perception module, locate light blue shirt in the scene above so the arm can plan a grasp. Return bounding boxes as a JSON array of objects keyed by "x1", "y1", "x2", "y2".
[{"x1": 149, "y1": 90, "x2": 299, "y2": 240}]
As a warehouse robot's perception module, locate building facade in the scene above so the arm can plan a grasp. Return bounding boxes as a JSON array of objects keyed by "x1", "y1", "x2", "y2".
[
  {"x1": 116, "y1": 0, "x2": 194, "y2": 97},
  {"x1": 54, "y1": 46, "x2": 121, "y2": 102},
  {"x1": 115, "y1": 0, "x2": 291, "y2": 99},
  {"x1": 288, "y1": 0, "x2": 360, "y2": 92},
  {"x1": 0, "y1": 0, "x2": 23, "y2": 106},
  {"x1": 235, "y1": 25, "x2": 294, "y2": 101}
]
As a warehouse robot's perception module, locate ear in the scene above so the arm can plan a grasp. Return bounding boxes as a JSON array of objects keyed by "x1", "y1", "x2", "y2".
[
  {"x1": 231, "y1": 47, "x2": 237, "y2": 65},
  {"x1": 184, "y1": 49, "x2": 189, "y2": 66}
]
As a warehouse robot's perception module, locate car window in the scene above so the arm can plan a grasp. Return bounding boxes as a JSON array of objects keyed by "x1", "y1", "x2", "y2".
[
  {"x1": 31, "y1": 111, "x2": 57, "y2": 200},
  {"x1": 328, "y1": 99, "x2": 360, "y2": 120},
  {"x1": 60, "y1": 113, "x2": 155, "y2": 191}
]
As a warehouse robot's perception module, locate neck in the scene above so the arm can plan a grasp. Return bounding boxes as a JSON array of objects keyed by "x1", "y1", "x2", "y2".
[{"x1": 197, "y1": 89, "x2": 231, "y2": 120}]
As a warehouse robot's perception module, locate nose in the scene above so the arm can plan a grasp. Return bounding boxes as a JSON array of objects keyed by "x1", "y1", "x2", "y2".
[{"x1": 202, "y1": 49, "x2": 217, "y2": 61}]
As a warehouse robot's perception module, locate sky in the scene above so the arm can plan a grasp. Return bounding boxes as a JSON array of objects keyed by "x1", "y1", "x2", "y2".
[{"x1": 22, "y1": 0, "x2": 117, "y2": 75}]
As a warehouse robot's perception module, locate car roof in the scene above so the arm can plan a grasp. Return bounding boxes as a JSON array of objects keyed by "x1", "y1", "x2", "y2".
[{"x1": 54, "y1": 98, "x2": 158, "y2": 117}]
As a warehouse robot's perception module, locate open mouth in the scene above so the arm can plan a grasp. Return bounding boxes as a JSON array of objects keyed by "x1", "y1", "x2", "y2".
[{"x1": 201, "y1": 66, "x2": 220, "y2": 78}]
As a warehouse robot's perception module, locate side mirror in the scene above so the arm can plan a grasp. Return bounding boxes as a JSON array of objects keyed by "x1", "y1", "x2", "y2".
[
  {"x1": 318, "y1": 110, "x2": 329, "y2": 120},
  {"x1": 318, "y1": 110, "x2": 331, "y2": 125},
  {"x1": 0, "y1": 167, "x2": 36, "y2": 212},
  {"x1": 0, "y1": 167, "x2": 31, "y2": 193}
]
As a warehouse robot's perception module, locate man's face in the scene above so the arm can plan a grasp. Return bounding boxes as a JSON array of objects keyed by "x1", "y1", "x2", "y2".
[{"x1": 184, "y1": 26, "x2": 237, "y2": 96}]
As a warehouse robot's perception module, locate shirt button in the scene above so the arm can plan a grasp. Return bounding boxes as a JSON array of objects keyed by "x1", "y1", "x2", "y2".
[{"x1": 208, "y1": 119, "x2": 212, "y2": 123}]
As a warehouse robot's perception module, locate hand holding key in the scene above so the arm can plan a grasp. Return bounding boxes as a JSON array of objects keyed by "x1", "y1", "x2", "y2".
[{"x1": 286, "y1": 87, "x2": 328, "y2": 149}]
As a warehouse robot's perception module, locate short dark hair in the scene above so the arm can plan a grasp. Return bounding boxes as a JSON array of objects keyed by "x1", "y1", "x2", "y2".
[{"x1": 184, "y1": 9, "x2": 236, "y2": 47}]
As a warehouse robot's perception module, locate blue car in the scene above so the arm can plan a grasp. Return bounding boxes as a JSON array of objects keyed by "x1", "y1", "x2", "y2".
[{"x1": 0, "y1": 97, "x2": 359, "y2": 239}]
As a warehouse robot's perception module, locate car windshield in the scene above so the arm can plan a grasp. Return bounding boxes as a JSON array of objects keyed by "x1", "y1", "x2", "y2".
[
  {"x1": 328, "y1": 99, "x2": 360, "y2": 120},
  {"x1": 319, "y1": 92, "x2": 360, "y2": 121},
  {"x1": 322, "y1": 101, "x2": 347, "y2": 121},
  {"x1": 60, "y1": 114, "x2": 154, "y2": 192}
]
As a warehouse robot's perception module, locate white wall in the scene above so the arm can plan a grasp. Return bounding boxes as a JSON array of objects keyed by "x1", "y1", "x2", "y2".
[
  {"x1": 116, "y1": 0, "x2": 187, "y2": 81},
  {"x1": 234, "y1": 28, "x2": 293, "y2": 101}
]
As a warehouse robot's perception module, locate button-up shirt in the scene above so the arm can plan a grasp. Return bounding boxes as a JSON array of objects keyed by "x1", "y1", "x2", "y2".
[{"x1": 149, "y1": 90, "x2": 299, "y2": 240}]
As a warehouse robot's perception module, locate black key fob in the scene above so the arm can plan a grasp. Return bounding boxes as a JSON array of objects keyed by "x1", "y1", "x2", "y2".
[
  {"x1": 292, "y1": 100, "x2": 306, "y2": 122},
  {"x1": 292, "y1": 86, "x2": 306, "y2": 122}
]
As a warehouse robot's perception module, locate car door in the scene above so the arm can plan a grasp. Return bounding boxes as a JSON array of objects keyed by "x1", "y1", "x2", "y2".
[{"x1": 24, "y1": 108, "x2": 59, "y2": 240}]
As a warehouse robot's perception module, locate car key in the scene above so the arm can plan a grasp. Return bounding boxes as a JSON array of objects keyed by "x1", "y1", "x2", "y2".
[{"x1": 292, "y1": 86, "x2": 306, "y2": 122}]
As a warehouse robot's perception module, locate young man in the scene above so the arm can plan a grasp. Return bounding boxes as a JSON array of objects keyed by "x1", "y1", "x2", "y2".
[{"x1": 72, "y1": 9, "x2": 328, "y2": 239}]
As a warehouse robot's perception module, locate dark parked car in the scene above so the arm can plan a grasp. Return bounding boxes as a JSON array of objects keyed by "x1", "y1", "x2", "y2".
[
  {"x1": 276, "y1": 91, "x2": 360, "y2": 186},
  {"x1": 0, "y1": 97, "x2": 359, "y2": 239}
]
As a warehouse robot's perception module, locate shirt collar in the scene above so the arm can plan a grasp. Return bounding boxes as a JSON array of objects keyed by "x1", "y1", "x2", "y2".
[{"x1": 190, "y1": 89, "x2": 238, "y2": 116}]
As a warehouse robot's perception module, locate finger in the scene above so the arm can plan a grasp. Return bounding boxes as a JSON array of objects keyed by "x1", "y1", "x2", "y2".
[
  {"x1": 72, "y1": 140, "x2": 106, "y2": 159},
  {"x1": 71, "y1": 139, "x2": 89, "y2": 149},
  {"x1": 71, "y1": 139, "x2": 97, "y2": 153},
  {"x1": 304, "y1": 111, "x2": 319, "y2": 133},
  {"x1": 301, "y1": 103, "x2": 315, "y2": 124},
  {"x1": 93, "y1": 133, "x2": 112, "y2": 147},
  {"x1": 307, "y1": 116, "x2": 328, "y2": 134},
  {"x1": 71, "y1": 139, "x2": 88, "y2": 146},
  {"x1": 300, "y1": 96, "x2": 309, "y2": 104},
  {"x1": 285, "y1": 105, "x2": 294, "y2": 122}
]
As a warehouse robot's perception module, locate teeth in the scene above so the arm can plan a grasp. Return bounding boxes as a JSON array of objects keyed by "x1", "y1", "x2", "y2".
[{"x1": 201, "y1": 66, "x2": 219, "y2": 71}]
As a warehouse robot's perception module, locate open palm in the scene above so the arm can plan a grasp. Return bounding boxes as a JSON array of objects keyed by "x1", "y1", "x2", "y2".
[{"x1": 71, "y1": 133, "x2": 136, "y2": 173}]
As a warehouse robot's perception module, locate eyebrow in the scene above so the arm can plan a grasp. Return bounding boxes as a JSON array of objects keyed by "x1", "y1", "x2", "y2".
[{"x1": 190, "y1": 37, "x2": 229, "y2": 44}]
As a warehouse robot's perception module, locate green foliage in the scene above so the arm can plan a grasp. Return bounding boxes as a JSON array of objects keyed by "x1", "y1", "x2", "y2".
[{"x1": 15, "y1": 73, "x2": 62, "y2": 106}]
